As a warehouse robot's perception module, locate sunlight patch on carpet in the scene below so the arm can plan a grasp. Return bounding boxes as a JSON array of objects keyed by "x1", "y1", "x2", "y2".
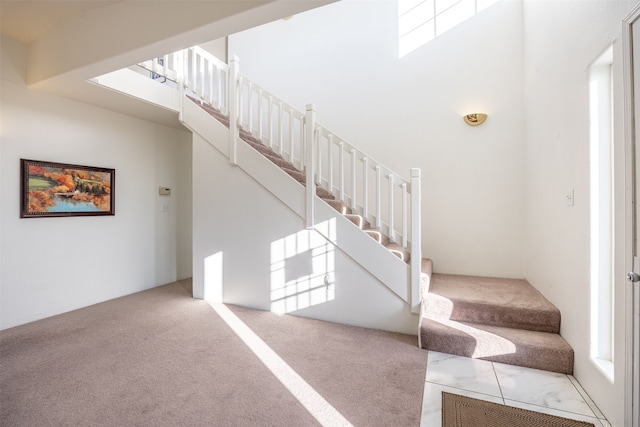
[{"x1": 210, "y1": 303, "x2": 353, "y2": 427}]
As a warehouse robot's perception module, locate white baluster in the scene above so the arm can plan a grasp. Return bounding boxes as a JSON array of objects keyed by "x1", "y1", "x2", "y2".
[
  {"x1": 363, "y1": 157, "x2": 369, "y2": 222},
  {"x1": 215, "y1": 67, "x2": 222, "y2": 110},
  {"x1": 258, "y1": 88, "x2": 264, "y2": 141},
  {"x1": 268, "y1": 96, "x2": 273, "y2": 148},
  {"x1": 247, "y1": 82, "x2": 254, "y2": 135},
  {"x1": 228, "y1": 55, "x2": 240, "y2": 165},
  {"x1": 207, "y1": 60, "x2": 213, "y2": 104},
  {"x1": 402, "y1": 182, "x2": 408, "y2": 247},
  {"x1": 163, "y1": 54, "x2": 169, "y2": 77},
  {"x1": 375, "y1": 166, "x2": 381, "y2": 229},
  {"x1": 351, "y1": 149, "x2": 357, "y2": 210},
  {"x1": 388, "y1": 174, "x2": 394, "y2": 242},
  {"x1": 177, "y1": 50, "x2": 185, "y2": 123},
  {"x1": 288, "y1": 109, "x2": 294, "y2": 159},
  {"x1": 278, "y1": 101, "x2": 283, "y2": 151},
  {"x1": 199, "y1": 54, "x2": 205, "y2": 99},
  {"x1": 237, "y1": 79, "x2": 244, "y2": 127},
  {"x1": 298, "y1": 117, "x2": 304, "y2": 169},
  {"x1": 339, "y1": 142, "x2": 345, "y2": 202},
  {"x1": 328, "y1": 135, "x2": 334, "y2": 195},
  {"x1": 191, "y1": 49, "x2": 196, "y2": 93},
  {"x1": 182, "y1": 50, "x2": 190, "y2": 91},
  {"x1": 316, "y1": 129, "x2": 322, "y2": 186}
]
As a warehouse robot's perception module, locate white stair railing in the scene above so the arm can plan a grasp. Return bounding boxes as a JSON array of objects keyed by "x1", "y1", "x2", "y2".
[
  {"x1": 236, "y1": 73, "x2": 306, "y2": 171},
  {"x1": 138, "y1": 47, "x2": 423, "y2": 311}
]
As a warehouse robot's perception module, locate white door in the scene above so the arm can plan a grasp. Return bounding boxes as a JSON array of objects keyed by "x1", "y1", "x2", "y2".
[{"x1": 624, "y1": 5, "x2": 640, "y2": 427}]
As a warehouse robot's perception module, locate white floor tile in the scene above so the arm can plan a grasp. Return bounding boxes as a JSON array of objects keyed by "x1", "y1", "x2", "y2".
[
  {"x1": 420, "y1": 381, "x2": 504, "y2": 427},
  {"x1": 568, "y1": 375, "x2": 606, "y2": 419},
  {"x1": 425, "y1": 351, "x2": 502, "y2": 397},
  {"x1": 493, "y1": 362, "x2": 596, "y2": 417},
  {"x1": 505, "y1": 399, "x2": 607, "y2": 427}
]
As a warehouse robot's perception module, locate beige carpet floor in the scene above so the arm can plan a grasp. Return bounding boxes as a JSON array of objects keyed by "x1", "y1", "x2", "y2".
[{"x1": 0, "y1": 280, "x2": 427, "y2": 426}]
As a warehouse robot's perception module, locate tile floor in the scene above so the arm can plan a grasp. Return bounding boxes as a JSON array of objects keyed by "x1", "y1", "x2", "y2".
[{"x1": 420, "y1": 351, "x2": 610, "y2": 427}]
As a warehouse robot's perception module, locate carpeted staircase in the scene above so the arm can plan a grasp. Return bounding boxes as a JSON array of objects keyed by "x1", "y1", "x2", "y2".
[
  {"x1": 188, "y1": 96, "x2": 419, "y2": 263},
  {"x1": 420, "y1": 274, "x2": 574, "y2": 374},
  {"x1": 188, "y1": 95, "x2": 574, "y2": 375}
]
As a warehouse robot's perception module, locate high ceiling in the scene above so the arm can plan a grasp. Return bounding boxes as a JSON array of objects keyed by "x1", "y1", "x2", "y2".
[
  {"x1": 0, "y1": 1, "x2": 121, "y2": 43},
  {"x1": 0, "y1": 0, "x2": 334, "y2": 129}
]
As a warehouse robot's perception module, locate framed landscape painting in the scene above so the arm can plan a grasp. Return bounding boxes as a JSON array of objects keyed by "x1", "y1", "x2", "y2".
[{"x1": 21, "y1": 159, "x2": 115, "y2": 218}]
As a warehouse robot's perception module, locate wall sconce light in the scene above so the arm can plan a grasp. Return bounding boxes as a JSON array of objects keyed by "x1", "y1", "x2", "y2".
[{"x1": 463, "y1": 113, "x2": 487, "y2": 126}]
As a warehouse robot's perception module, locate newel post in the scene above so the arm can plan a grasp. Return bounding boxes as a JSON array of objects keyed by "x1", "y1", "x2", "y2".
[
  {"x1": 410, "y1": 168, "x2": 422, "y2": 314},
  {"x1": 305, "y1": 104, "x2": 316, "y2": 229},
  {"x1": 177, "y1": 50, "x2": 186, "y2": 123},
  {"x1": 228, "y1": 55, "x2": 240, "y2": 165}
]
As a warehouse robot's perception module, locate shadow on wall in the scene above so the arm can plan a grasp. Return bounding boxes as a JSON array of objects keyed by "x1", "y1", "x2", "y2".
[{"x1": 202, "y1": 218, "x2": 338, "y2": 313}]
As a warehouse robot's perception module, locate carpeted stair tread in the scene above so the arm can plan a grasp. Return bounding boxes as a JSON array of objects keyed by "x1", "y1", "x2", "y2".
[
  {"x1": 344, "y1": 214, "x2": 371, "y2": 230},
  {"x1": 281, "y1": 166, "x2": 305, "y2": 183},
  {"x1": 239, "y1": 128, "x2": 262, "y2": 145},
  {"x1": 385, "y1": 242, "x2": 410, "y2": 262},
  {"x1": 420, "y1": 317, "x2": 574, "y2": 374},
  {"x1": 315, "y1": 186, "x2": 334, "y2": 200},
  {"x1": 425, "y1": 274, "x2": 560, "y2": 333},
  {"x1": 323, "y1": 199, "x2": 352, "y2": 215},
  {"x1": 364, "y1": 229, "x2": 390, "y2": 245},
  {"x1": 262, "y1": 152, "x2": 297, "y2": 170},
  {"x1": 243, "y1": 139, "x2": 284, "y2": 159}
]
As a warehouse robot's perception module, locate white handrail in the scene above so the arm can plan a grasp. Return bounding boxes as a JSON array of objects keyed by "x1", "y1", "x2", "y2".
[{"x1": 138, "y1": 46, "x2": 423, "y2": 307}]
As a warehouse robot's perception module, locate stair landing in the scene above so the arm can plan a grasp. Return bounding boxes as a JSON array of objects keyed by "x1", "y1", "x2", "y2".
[{"x1": 420, "y1": 274, "x2": 574, "y2": 374}]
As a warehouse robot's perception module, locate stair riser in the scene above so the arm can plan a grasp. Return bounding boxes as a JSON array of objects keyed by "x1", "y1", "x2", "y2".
[
  {"x1": 424, "y1": 298, "x2": 560, "y2": 333},
  {"x1": 264, "y1": 155, "x2": 296, "y2": 171},
  {"x1": 420, "y1": 319, "x2": 574, "y2": 374}
]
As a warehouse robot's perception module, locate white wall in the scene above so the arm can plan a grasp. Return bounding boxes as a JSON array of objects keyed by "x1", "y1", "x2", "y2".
[
  {"x1": 201, "y1": 38, "x2": 228, "y2": 63},
  {"x1": 192, "y1": 133, "x2": 417, "y2": 334},
  {"x1": 0, "y1": 35, "x2": 192, "y2": 329},
  {"x1": 522, "y1": 1, "x2": 637, "y2": 425},
  {"x1": 228, "y1": 0, "x2": 526, "y2": 278},
  {"x1": 176, "y1": 140, "x2": 193, "y2": 281}
]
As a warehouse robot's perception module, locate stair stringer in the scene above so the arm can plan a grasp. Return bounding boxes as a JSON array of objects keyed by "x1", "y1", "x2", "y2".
[
  {"x1": 182, "y1": 97, "x2": 411, "y2": 303},
  {"x1": 313, "y1": 200, "x2": 410, "y2": 302},
  {"x1": 183, "y1": 97, "x2": 306, "y2": 215}
]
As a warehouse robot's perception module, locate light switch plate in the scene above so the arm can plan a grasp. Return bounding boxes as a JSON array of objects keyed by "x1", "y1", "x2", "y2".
[{"x1": 565, "y1": 189, "x2": 574, "y2": 206}]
